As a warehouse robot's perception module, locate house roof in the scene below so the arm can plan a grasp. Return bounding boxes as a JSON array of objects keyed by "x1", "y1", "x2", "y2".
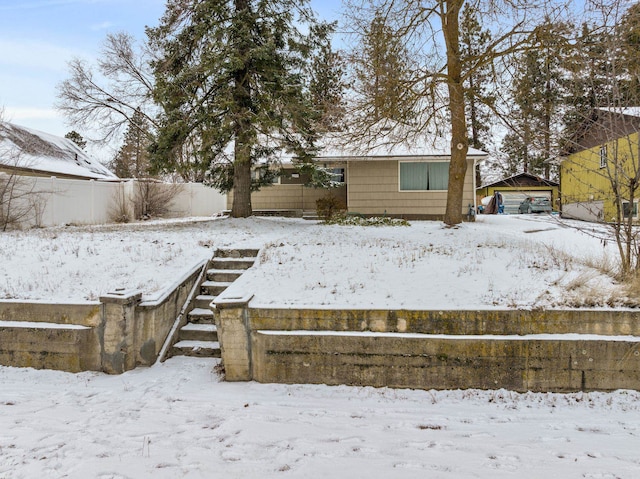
[
  {"x1": 316, "y1": 132, "x2": 487, "y2": 161},
  {"x1": 598, "y1": 107, "x2": 640, "y2": 118},
  {"x1": 0, "y1": 122, "x2": 117, "y2": 180},
  {"x1": 561, "y1": 107, "x2": 640, "y2": 156},
  {"x1": 479, "y1": 172, "x2": 559, "y2": 189}
]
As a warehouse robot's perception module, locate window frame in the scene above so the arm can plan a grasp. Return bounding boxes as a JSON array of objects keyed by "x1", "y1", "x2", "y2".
[
  {"x1": 398, "y1": 160, "x2": 450, "y2": 192},
  {"x1": 599, "y1": 145, "x2": 608, "y2": 169},
  {"x1": 622, "y1": 200, "x2": 638, "y2": 219}
]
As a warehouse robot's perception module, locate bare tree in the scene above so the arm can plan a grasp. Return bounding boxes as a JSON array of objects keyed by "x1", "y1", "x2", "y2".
[
  {"x1": 0, "y1": 112, "x2": 50, "y2": 230},
  {"x1": 133, "y1": 179, "x2": 183, "y2": 220},
  {"x1": 56, "y1": 32, "x2": 158, "y2": 144},
  {"x1": 344, "y1": 0, "x2": 564, "y2": 225}
]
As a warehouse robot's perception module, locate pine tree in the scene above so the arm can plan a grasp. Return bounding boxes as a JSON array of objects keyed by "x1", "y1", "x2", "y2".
[
  {"x1": 460, "y1": 4, "x2": 494, "y2": 186},
  {"x1": 110, "y1": 108, "x2": 151, "y2": 178},
  {"x1": 64, "y1": 130, "x2": 86, "y2": 150},
  {"x1": 500, "y1": 20, "x2": 568, "y2": 178},
  {"x1": 147, "y1": 0, "x2": 330, "y2": 217},
  {"x1": 308, "y1": 22, "x2": 346, "y2": 132},
  {"x1": 562, "y1": 23, "x2": 617, "y2": 138},
  {"x1": 460, "y1": 4, "x2": 493, "y2": 152},
  {"x1": 353, "y1": 11, "x2": 414, "y2": 123}
]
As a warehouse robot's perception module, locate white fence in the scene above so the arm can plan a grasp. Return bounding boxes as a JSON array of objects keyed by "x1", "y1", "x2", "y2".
[{"x1": 4, "y1": 175, "x2": 227, "y2": 228}]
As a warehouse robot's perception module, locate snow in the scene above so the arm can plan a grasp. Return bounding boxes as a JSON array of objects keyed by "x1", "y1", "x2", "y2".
[
  {"x1": 1, "y1": 215, "x2": 640, "y2": 477},
  {"x1": 0, "y1": 121, "x2": 116, "y2": 180},
  {"x1": 0, "y1": 214, "x2": 625, "y2": 308},
  {"x1": 0, "y1": 321, "x2": 89, "y2": 330},
  {"x1": 318, "y1": 131, "x2": 487, "y2": 159},
  {"x1": 1, "y1": 357, "x2": 639, "y2": 478},
  {"x1": 258, "y1": 330, "x2": 640, "y2": 342}
]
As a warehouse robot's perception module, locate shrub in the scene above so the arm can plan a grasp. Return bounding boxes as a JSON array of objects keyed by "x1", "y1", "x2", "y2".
[
  {"x1": 327, "y1": 215, "x2": 410, "y2": 227},
  {"x1": 316, "y1": 193, "x2": 346, "y2": 222}
]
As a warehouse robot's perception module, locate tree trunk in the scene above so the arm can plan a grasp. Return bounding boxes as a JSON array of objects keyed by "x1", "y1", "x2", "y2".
[
  {"x1": 443, "y1": 0, "x2": 468, "y2": 226},
  {"x1": 230, "y1": 0, "x2": 253, "y2": 218},
  {"x1": 231, "y1": 146, "x2": 252, "y2": 217}
]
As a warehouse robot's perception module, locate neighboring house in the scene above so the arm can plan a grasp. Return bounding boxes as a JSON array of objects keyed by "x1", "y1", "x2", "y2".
[
  {"x1": 558, "y1": 108, "x2": 640, "y2": 222},
  {"x1": 476, "y1": 173, "x2": 559, "y2": 215},
  {"x1": 0, "y1": 121, "x2": 116, "y2": 180},
  {"x1": 228, "y1": 135, "x2": 488, "y2": 220}
]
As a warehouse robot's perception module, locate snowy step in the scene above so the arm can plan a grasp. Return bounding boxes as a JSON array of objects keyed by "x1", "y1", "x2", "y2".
[
  {"x1": 210, "y1": 257, "x2": 256, "y2": 270},
  {"x1": 215, "y1": 248, "x2": 260, "y2": 258},
  {"x1": 179, "y1": 323, "x2": 217, "y2": 342},
  {"x1": 170, "y1": 340, "x2": 221, "y2": 358},
  {"x1": 201, "y1": 281, "x2": 233, "y2": 296},
  {"x1": 206, "y1": 269, "x2": 245, "y2": 282},
  {"x1": 194, "y1": 294, "x2": 216, "y2": 309},
  {"x1": 187, "y1": 307, "x2": 215, "y2": 324}
]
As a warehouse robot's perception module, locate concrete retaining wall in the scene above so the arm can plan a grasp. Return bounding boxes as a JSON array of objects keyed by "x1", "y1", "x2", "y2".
[
  {"x1": 214, "y1": 305, "x2": 640, "y2": 392},
  {"x1": 0, "y1": 262, "x2": 205, "y2": 373}
]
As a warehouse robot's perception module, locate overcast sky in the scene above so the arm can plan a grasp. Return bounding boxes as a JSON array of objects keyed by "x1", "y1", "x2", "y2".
[{"x1": 0, "y1": 0, "x2": 343, "y2": 140}]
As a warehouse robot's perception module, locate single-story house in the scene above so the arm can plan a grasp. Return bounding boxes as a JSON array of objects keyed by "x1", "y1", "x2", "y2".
[
  {"x1": 0, "y1": 121, "x2": 116, "y2": 180},
  {"x1": 228, "y1": 135, "x2": 488, "y2": 220},
  {"x1": 476, "y1": 172, "x2": 560, "y2": 215},
  {"x1": 558, "y1": 107, "x2": 640, "y2": 222}
]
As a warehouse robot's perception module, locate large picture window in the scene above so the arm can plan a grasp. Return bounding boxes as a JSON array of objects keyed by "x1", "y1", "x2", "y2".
[{"x1": 399, "y1": 161, "x2": 449, "y2": 191}]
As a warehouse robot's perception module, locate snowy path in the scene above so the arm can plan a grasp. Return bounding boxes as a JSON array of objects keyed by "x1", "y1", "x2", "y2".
[{"x1": 1, "y1": 357, "x2": 639, "y2": 478}]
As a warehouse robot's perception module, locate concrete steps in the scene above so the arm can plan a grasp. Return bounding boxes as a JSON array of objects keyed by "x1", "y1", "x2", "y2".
[
  {"x1": 207, "y1": 269, "x2": 245, "y2": 282},
  {"x1": 200, "y1": 281, "x2": 234, "y2": 296},
  {"x1": 167, "y1": 248, "x2": 259, "y2": 360},
  {"x1": 179, "y1": 323, "x2": 217, "y2": 341},
  {"x1": 210, "y1": 257, "x2": 257, "y2": 270}
]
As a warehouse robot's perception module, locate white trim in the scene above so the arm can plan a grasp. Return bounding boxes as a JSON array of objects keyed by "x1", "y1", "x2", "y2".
[{"x1": 599, "y1": 145, "x2": 608, "y2": 169}]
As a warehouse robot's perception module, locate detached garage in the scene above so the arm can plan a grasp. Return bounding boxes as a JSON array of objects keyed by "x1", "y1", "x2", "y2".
[{"x1": 477, "y1": 173, "x2": 559, "y2": 214}]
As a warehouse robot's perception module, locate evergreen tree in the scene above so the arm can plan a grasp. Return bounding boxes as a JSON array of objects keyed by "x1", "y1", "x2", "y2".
[
  {"x1": 562, "y1": 23, "x2": 618, "y2": 137},
  {"x1": 460, "y1": 4, "x2": 494, "y2": 186},
  {"x1": 147, "y1": 0, "x2": 330, "y2": 217},
  {"x1": 353, "y1": 11, "x2": 414, "y2": 123},
  {"x1": 64, "y1": 130, "x2": 87, "y2": 150},
  {"x1": 616, "y1": 3, "x2": 640, "y2": 106},
  {"x1": 308, "y1": 22, "x2": 346, "y2": 132},
  {"x1": 460, "y1": 4, "x2": 493, "y2": 152},
  {"x1": 110, "y1": 108, "x2": 151, "y2": 178},
  {"x1": 500, "y1": 20, "x2": 568, "y2": 179}
]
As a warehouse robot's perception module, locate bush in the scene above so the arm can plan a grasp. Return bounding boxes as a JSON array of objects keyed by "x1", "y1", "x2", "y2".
[
  {"x1": 316, "y1": 193, "x2": 346, "y2": 222},
  {"x1": 327, "y1": 215, "x2": 410, "y2": 227}
]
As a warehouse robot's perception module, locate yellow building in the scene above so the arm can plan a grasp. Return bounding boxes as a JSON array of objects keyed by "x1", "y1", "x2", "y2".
[{"x1": 559, "y1": 108, "x2": 640, "y2": 222}]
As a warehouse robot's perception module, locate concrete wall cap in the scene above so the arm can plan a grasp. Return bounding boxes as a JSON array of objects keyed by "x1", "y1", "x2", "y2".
[
  {"x1": 100, "y1": 289, "x2": 143, "y2": 305},
  {"x1": 214, "y1": 294, "x2": 254, "y2": 309}
]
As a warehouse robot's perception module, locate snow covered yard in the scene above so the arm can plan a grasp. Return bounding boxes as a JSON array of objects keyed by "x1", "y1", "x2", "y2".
[
  {"x1": 0, "y1": 214, "x2": 625, "y2": 307},
  {"x1": 1, "y1": 357, "x2": 639, "y2": 478},
  {"x1": 2, "y1": 214, "x2": 639, "y2": 478}
]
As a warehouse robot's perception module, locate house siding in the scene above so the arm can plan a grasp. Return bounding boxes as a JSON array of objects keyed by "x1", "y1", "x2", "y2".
[
  {"x1": 561, "y1": 132, "x2": 640, "y2": 222},
  {"x1": 347, "y1": 159, "x2": 475, "y2": 218},
  {"x1": 227, "y1": 185, "x2": 346, "y2": 213}
]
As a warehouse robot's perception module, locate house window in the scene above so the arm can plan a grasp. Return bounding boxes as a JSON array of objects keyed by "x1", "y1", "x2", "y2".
[
  {"x1": 280, "y1": 168, "x2": 307, "y2": 185},
  {"x1": 600, "y1": 145, "x2": 608, "y2": 169},
  {"x1": 251, "y1": 168, "x2": 279, "y2": 184},
  {"x1": 329, "y1": 167, "x2": 345, "y2": 184},
  {"x1": 623, "y1": 201, "x2": 638, "y2": 219},
  {"x1": 399, "y1": 162, "x2": 449, "y2": 191}
]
